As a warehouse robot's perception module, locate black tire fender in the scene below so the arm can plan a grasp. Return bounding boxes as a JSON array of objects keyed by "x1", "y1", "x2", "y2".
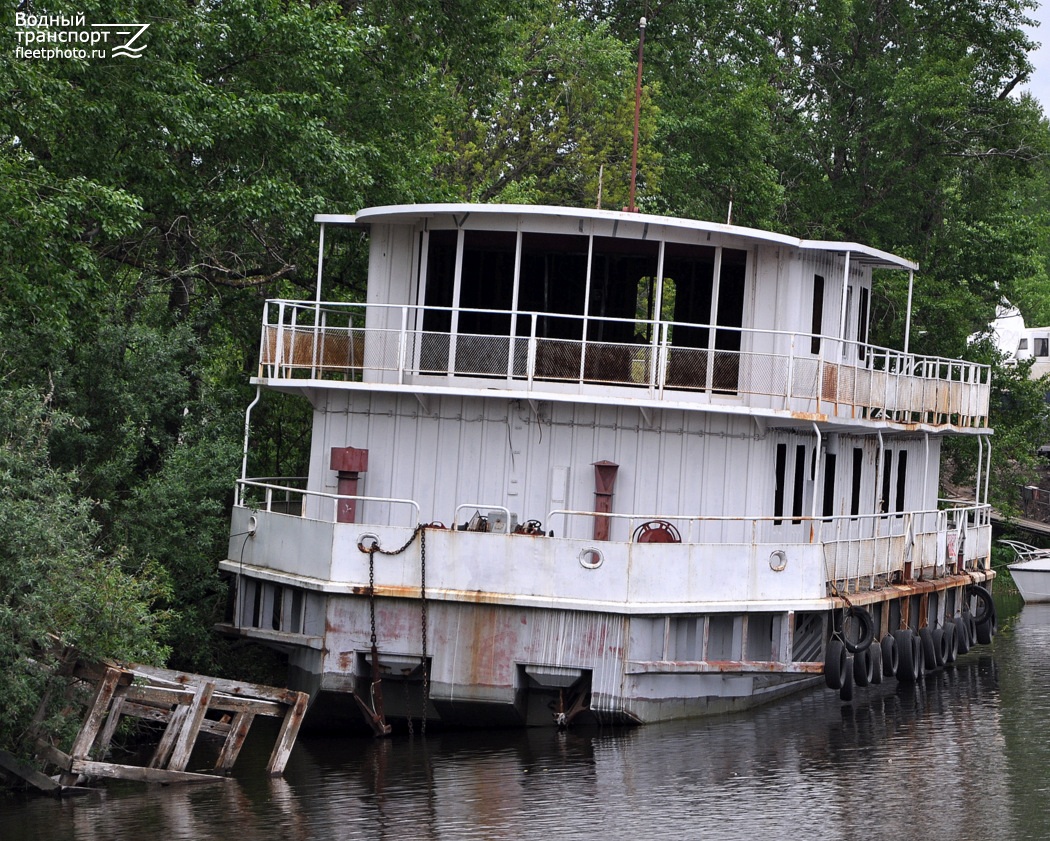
[
  {"x1": 968, "y1": 585, "x2": 994, "y2": 624},
  {"x1": 976, "y1": 617, "x2": 994, "y2": 646},
  {"x1": 881, "y1": 634, "x2": 898, "y2": 677},
  {"x1": 893, "y1": 629, "x2": 918, "y2": 682},
  {"x1": 853, "y1": 646, "x2": 873, "y2": 687},
  {"x1": 839, "y1": 655, "x2": 855, "y2": 702},
  {"x1": 954, "y1": 615, "x2": 971, "y2": 655},
  {"x1": 918, "y1": 627, "x2": 938, "y2": 671},
  {"x1": 944, "y1": 621, "x2": 958, "y2": 664},
  {"x1": 933, "y1": 627, "x2": 949, "y2": 668},
  {"x1": 825, "y1": 639, "x2": 847, "y2": 689},
  {"x1": 869, "y1": 640, "x2": 884, "y2": 685},
  {"x1": 841, "y1": 605, "x2": 875, "y2": 654}
]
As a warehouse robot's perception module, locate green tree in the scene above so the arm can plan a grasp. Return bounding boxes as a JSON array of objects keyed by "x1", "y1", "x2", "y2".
[{"x1": 0, "y1": 385, "x2": 170, "y2": 755}]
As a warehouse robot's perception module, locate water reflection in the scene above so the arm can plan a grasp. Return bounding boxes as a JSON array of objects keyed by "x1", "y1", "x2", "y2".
[{"x1": 3, "y1": 603, "x2": 1049, "y2": 841}]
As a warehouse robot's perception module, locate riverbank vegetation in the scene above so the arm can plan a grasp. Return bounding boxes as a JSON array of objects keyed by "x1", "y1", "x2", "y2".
[{"x1": 2, "y1": 0, "x2": 1049, "y2": 759}]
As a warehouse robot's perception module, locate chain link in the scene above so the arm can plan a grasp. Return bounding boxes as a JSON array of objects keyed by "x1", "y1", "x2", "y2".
[{"x1": 420, "y1": 528, "x2": 428, "y2": 735}]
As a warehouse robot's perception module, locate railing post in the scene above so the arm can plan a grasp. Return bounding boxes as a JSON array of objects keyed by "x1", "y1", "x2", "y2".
[
  {"x1": 310, "y1": 302, "x2": 321, "y2": 377},
  {"x1": 527, "y1": 313, "x2": 537, "y2": 386},
  {"x1": 398, "y1": 306, "x2": 408, "y2": 384},
  {"x1": 657, "y1": 322, "x2": 669, "y2": 397},
  {"x1": 275, "y1": 301, "x2": 287, "y2": 378}
]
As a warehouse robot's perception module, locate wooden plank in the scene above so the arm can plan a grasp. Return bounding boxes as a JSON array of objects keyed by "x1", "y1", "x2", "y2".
[
  {"x1": 60, "y1": 666, "x2": 121, "y2": 786},
  {"x1": 120, "y1": 700, "x2": 176, "y2": 724},
  {"x1": 70, "y1": 758, "x2": 225, "y2": 785},
  {"x1": 129, "y1": 664, "x2": 301, "y2": 706},
  {"x1": 266, "y1": 692, "x2": 309, "y2": 776},
  {"x1": 95, "y1": 694, "x2": 127, "y2": 759},
  {"x1": 124, "y1": 684, "x2": 194, "y2": 706},
  {"x1": 36, "y1": 741, "x2": 72, "y2": 772},
  {"x1": 123, "y1": 679, "x2": 286, "y2": 716},
  {"x1": 214, "y1": 712, "x2": 255, "y2": 774},
  {"x1": 167, "y1": 681, "x2": 214, "y2": 772},
  {"x1": 0, "y1": 749, "x2": 61, "y2": 793},
  {"x1": 150, "y1": 704, "x2": 189, "y2": 769}
]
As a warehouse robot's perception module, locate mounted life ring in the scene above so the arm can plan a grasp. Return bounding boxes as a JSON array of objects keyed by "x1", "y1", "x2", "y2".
[
  {"x1": 839, "y1": 605, "x2": 874, "y2": 654},
  {"x1": 632, "y1": 520, "x2": 682, "y2": 544}
]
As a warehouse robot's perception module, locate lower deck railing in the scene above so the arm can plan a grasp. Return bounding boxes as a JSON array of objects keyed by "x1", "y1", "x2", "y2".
[{"x1": 235, "y1": 479, "x2": 991, "y2": 594}]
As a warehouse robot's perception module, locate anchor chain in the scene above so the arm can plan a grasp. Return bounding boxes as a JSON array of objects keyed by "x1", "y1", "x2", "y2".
[
  {"x1": 354, "y1": 524, "x2": 430, "y2": 737},
  {"x1": 420, "y1": 527, "x2": 428, "y2": 735}
]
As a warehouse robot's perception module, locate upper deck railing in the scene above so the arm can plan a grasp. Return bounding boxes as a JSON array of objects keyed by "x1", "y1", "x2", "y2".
[{"x1": 258, "y1": 300, "x2": 990, "y2": 428}]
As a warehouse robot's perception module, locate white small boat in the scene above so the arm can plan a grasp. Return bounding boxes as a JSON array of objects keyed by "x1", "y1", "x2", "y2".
[{"x1": 1001, "y1": 540, "x2": 1050, "y2": 603}]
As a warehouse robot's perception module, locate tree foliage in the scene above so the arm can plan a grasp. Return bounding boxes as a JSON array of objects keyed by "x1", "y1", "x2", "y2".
[{"x1": 0, "y1": 386, "x2": 170, "y2": 752}]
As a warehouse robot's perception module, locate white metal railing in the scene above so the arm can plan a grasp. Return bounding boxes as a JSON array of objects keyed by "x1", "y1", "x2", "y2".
[
  {"x1": 257, "y1": 300, "x2": 991, "y2": 427},
  {"x1": 236, "y1": 478, "x2": 990, "y2": 593},
  {"x1": 237, "y1": 479, "x2": 421, "y2": 527},
  {"x1": 547, "y1": 502, "x2": 991, "y2": 592}
]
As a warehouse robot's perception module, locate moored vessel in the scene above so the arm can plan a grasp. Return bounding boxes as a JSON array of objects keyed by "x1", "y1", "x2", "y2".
[
  {"x1": 1002, "y1": 540, "x2": 1050, "y2": 603},
  {"x1": 219, "y1": 203, "x2": 996, "y2": 729}
]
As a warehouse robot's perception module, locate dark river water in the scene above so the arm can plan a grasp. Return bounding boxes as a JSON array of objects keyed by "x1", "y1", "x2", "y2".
[{"x1": 3, "y1": 594, "x2": 1049, "y2": 841}]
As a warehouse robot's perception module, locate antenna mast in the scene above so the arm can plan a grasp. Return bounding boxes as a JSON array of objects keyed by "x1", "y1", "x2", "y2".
[{"x1": 628, "y1": 16, "x2": 646, "y2": 213}]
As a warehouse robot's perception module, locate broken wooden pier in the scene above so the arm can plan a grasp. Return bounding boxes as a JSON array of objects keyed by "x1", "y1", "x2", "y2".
[{"x1": 22, "y1": 659, "x2": 308, "y2": 791}]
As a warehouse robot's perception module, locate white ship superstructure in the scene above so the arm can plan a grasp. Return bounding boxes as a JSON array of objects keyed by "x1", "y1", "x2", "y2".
[{"x1": 220, "y1": 204, "x2": 995, "y2": 728}]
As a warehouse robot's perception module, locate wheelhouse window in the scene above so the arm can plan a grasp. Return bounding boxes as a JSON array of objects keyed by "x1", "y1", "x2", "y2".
[{"x1": 414, "y1": 226, "x2": 747, "y2": 390}]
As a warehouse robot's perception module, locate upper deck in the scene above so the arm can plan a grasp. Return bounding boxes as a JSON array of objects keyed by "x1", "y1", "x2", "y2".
[{"x1": 257, "y1": 204, "x2": 990, "y2": 433}]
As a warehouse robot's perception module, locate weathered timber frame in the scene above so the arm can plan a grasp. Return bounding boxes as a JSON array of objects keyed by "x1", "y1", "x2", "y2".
[{"x1": 29, "y1": 659, "x2": 308, "y2": 790}]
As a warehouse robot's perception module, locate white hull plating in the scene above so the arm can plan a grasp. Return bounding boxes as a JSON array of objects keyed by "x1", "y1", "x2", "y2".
[{"x1": 1009, "y1": 560, "x2": 1050, "y2": 603}]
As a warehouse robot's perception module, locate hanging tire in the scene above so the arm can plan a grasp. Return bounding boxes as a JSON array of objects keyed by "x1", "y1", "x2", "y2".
[
  {"x1": 976, "y1": 617, "x2": 994, "y2": 645},
  {"x1": 918, "y1": 627, "x2": 938, "y2": 671},
  {"x1": 967, "y1": 613, "x2": 978, "y2": 647},
  {"x1": 870, "y1": 640, "x2": 884, "y2": 685},
  {"x1": 954, "y1": 615, "x2": 971, "y2": 655},
  {"x1": 943, "y1": 621, "x2": 958, "y2": 664},
  {"x1": 893, "y1": 629, "x2": 918, "y2": 682},
  {"x1": 853, "y1": 646, "x2": 873, "y2": 687},
  {"x1": 840, "y1": 605, "x2": 875, "y2": 653},
  {"x1": 968, "y1": 585, "x2": 994, "y2": 624},
  {"x1": 840, "y1": 655, "x2": 855, "y2": 701},
  {"x1": 881, "y1": 634, "x2": 898, "y2": 678},
  {"x1": 934, "y1": 627, "x2": 950, "y2": 667},
  {"x1": 825, "y1": 639, "x2": 848, "y2": 689}
]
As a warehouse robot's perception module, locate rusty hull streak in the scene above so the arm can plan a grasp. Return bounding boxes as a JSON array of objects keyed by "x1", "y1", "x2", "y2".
[
  {"x1": 829, "y1": 570, "x2": 994, "y2": 611},
  {"x1": 789, "y1": 411, "x2": 829, "y2": 423},
  {"x1": 626, "y1": 660, "x2": 825, "y2": 674},
  {"x1": 352, "y1": 583, "x2": 505, "y2": 604}
]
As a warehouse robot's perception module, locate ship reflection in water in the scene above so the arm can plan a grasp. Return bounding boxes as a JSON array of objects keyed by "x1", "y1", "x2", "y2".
[{"x1": 3, "y1": 601, "x2": 1049, "y2": 841}]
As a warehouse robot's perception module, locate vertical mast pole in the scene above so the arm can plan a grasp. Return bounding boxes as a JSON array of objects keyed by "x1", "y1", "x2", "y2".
[{"x1": 628, "y1": 17, "x2": 647, "y2": 212}]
